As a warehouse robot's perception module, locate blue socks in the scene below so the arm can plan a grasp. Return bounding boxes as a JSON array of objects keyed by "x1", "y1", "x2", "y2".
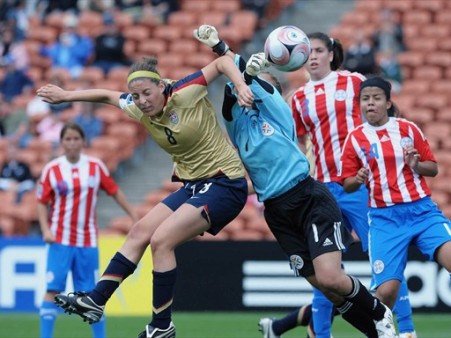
[
  {"x1": 393, "y1": 277, "x2": 415, "y2": 333},
  {"x1": 312, "y1": 287, "x2": 334, "y2": 338},
  {"x1": 40, "y1": 300, "x2": 58, "y2": 338}
]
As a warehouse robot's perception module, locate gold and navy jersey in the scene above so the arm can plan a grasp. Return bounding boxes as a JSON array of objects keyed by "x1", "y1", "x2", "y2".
[{"x1": 119, "y1": 71, "x2": 245, "y2": 181}]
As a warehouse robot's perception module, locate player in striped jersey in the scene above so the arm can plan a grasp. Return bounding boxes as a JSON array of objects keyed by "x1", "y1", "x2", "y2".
[
  {"x1": 38, "y1": 122, "x2": 137, "y2": 338},
  {"x1": 277, "y1": 32, "x2": 415, "y2": 338},
  {"x1": 37, "y1": 54, "x2": 253, "y2": 338},
  {"x1": 195, "y1": 25, "x2": 397, "y2": 338},
  {"x1": 341, "y1": 76, "x2": 451, "y2": 322}
]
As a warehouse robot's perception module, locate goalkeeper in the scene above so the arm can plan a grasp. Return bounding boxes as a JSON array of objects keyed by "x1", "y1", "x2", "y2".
[{"x1": 194, "y1": 25, "x2": 397, "y2": 338}]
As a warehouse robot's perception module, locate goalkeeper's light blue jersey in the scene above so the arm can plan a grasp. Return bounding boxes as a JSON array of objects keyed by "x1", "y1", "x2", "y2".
[{"x1": 222, "y1": 55, "x2": 310, "y2": 202}]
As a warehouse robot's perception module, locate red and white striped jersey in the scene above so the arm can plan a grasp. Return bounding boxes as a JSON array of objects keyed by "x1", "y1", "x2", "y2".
[
  {"x1": 292, "y1": 70, "x2": 365, "y2": 182},
  {"x1": 37, "y1": 154, "x2": 118, "y2": 247},
  {"x1": 340, "y1": 118, "x2": 436, "y2": 208}
]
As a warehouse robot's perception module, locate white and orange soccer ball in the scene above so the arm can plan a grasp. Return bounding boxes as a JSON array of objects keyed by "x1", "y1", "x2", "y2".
[{"x1": 264, "y1": 25, "x2": 311, "y2": 72}]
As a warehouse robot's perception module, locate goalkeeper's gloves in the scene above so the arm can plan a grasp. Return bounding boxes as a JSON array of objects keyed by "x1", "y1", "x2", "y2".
[
  {"x1": 245, "y1": 52, "x2": 270, "y2": 77},
  {"x1": 193, "y1": 24, "x2": 230, "y2": 56}
]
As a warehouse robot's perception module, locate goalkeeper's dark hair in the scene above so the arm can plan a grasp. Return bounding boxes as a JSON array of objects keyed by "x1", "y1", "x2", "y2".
[
  {"x1": 128, "y1": 57, "x2": 161, "y2": 83},
  {"x1": 260, "y1": 72, "x2": 283, "y2": 94},
  {"x1": 307, "y1": 32, "x2": 344, "y2": 71}
]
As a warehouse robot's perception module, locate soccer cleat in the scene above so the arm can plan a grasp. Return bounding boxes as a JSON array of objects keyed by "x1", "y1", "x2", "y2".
[
  {"x1": 374, "y1": 304, "x2": 397, "y2": 338},
  {"x1": 399, "y1": 332, "x2": 417, "y2": 338},
  {"x1": 54, "y1": 291, "x2": 104, "y2": 324},
  {"x1": 258, "y1": 318, "x2": 280, "y2": 338},
  {"x1": 137, "y1": 322, "x2": 176, "y2": 338}
]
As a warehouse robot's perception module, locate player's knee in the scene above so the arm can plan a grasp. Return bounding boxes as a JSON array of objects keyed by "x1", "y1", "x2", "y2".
[
  {"x1": 376, "y1": 283, "x2": 398, "y2": 309},
  {"x1": 315, "y1": 273, "x2": 342, "y2": 293}
]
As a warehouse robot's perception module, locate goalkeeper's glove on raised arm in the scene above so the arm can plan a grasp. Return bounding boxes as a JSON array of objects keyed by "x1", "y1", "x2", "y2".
[
  {"x1": 193, "y1": 24, "x2": 230, "y2": 56},
  {"x1": 243, "y1": 52, "x2": 270, "y2": 84}
]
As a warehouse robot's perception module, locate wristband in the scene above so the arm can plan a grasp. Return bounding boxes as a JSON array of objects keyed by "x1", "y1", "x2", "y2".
[
  {"x1": 212, "y1": 40, "x2": 230, "y2": 56},
  {"x1": 243, "y1": 71, "x2": 254, "y2": 85}
]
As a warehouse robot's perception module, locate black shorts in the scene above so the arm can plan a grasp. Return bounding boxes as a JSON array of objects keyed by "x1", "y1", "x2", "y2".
[{"x1": 264, "y1": 176, "x2": 353, "y2": 277}]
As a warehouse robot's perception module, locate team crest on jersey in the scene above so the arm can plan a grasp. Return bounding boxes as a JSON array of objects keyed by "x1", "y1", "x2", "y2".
[
  {"x1": 261, "y1": 122, "x2": 275, "y2": 136},
  {"x1": 400, "y1": 137, "x2": 413, "y2": 149},
  {"x1": 168, "y1": 111, "x2": 179, "y2": 124},
  {"x1": 373, "y1": 259, "x2": 385, "y2": 274},
  {"x1": 334, "y1": 89, "x2": 347, "y2": 101}
]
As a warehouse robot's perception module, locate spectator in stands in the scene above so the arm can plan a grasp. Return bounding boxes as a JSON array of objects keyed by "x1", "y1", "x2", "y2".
[
  {"x1": 37, "y1": 0, "x2": 80, "y2": 18},
  {"x1": 341, "y1": 76, "x2": 451, "y2": 326},
  {"x1": 73, "y1": 101, "x2": 103, "y2": 146},
  {"x1": 37, "y1": 122, "x2": 137, "y2": 338},
  {"x1": 378, "y1": 49, "x2": 403, "y2": 93},
  {"x1": 2, "y1": 0, "x2": 29, "y2": 41},
  {"x1": 1, "y1": 27, "x2": 30, "y2": 70},
  {"x1": 39, "y1": 13, "x2": 93, "y2": 79},
  {"x1": 194, "y1": 25, "x2": 397, "y2": 338},
  {"x1": 372, "y1": 8, "x2": 406, "y2": 54},
  {"x1": 0, "y1": 57, "x2": 34, "y2": 103},
  {"x1": 37, "y1": 45, "x2": 254, "y2": 338},
  {"x1": 92, "y1": 11, "x2": 131, "y2": 75},
  {"x1": 0, "y1": 143, "x2": 35, "y2": 203},
  {"x1": 343, "y1": 31, "x2": 378, "y2": 76}
]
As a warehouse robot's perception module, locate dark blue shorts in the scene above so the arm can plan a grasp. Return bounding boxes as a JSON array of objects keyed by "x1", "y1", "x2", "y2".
[{"x1": 162, "y1": 176, "x2": 248, "y2": 235}]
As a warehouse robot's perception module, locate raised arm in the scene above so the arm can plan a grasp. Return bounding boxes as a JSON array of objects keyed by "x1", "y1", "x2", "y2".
[{"x1": 37, "y1": 84, "x2": 122, "y2": 108}]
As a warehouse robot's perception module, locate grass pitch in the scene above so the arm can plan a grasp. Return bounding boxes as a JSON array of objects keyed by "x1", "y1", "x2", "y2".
[{"x1": 0, "y1": 312, "x2": 449, "y2": 337}]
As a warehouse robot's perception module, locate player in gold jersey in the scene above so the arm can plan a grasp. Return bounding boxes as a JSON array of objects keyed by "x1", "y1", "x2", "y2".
[{"x1": 37, "y1": 54, "x2": 254, "y2": 338}]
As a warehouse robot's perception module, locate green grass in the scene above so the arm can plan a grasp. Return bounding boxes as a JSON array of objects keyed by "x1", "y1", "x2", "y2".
[{"x1": 0, "y1": 312, "x2": 450, "y2": 338}]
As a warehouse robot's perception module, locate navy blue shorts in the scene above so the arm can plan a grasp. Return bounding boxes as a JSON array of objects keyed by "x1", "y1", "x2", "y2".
[{"x1": 162, "y1": 176, "x2": 248, "y2": 235}]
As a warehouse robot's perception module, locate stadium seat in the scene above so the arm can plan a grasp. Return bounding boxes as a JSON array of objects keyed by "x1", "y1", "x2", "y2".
[
  {"x1": 402, "y1": 10, "x2": 433, "y2": 25},
  {"x1": 180, "y1": 0, "x2": 212, "y2": 12},
  {"x1": 167, "y1": 67, "x2": 198, "y2": 80},
  {"x1": 123, "y1": 25, "x2": 151, "y2": 43},
  {"x1": 136, "y1": 38, "x2": 168, "y2": 58},
  {"x1": 113, "y1": 11, "x2": 134, "y2": 30},
  {"x1": 183, "y1": 52, "x2": 215, "y2": 69},
  {"x1": 79, "y1": 66, "x2": 105, "y2": 83},
  {"x1": 167, "y1": 11, "x2": 197, "y2": 27},
  {"x1": 435, "y1": 10, "x2": 451, "y2": 23},
  {"x1": 401, "y1": 107, "x2": 435, "y2": 126},
  {"x1": 152, "y1": 25, "x2": 182, "y2": 41},
  {"x1": 106, "y1": 66, "x2": 129, "y2": 83},
  {"x1": 415, "y1": 93, "x2": 448, "y2": 110},
  {"x1": 420, "y1": 24, "x2": 449, "y2": 39},
  {"x1": 196, "y1": 11, "x2": 227, "y2": 27},
  {"x1": 229, "y1": 10, "x2": 258, "y2": 41},
  {"x1": 425, "y1": 52, "x2": 451, "y2": 68},
  {"x1": 405, "y1": 36, "x2": 438, "y2": 52},
  {"x1": 211, "y1": 0, "x2": 241, "y2": 12},
  {"x1": 397, "y1": 51, "x2": 425, "y2": 68},
  {"x1": 399, "y1": 80, "x2": 430, "y2": 94},
  {"x1": 168, "y1": 39, "x2": 198, "y2": 54},
  {"x1": 415, "y1": 0, "x2": 446, "y2": 12},
  {"x1": 412, "y1": 66, "x2": 442, "y2": 80}
]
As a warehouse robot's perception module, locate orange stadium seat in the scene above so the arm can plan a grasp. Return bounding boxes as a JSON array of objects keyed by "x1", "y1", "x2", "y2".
[
  {"x1": 402, "y1": 10, "x2": 433, "y2": 25},
  {"x1": 405, "y1": 36, "x2": 438, "y2": 52},
  {"x1": 197, "y1": 11, "x2": 227, "y2": 27},
  {"x1": 168, "y1": 39, "x2": 198, "y2": 54},
  {"x1": 420, "y1": 24, "x2": 449, "y2": 39},
  {"x1": 123, "y1": 25, "x2": 151, "y2": 43},
  {"x1": 152, "y1": 25, "x2": 183, "y2": 41},
  {"x1": 435, "y1": 10, "x2": 451, "y2": 23},
  {"x1": 79, "y1": 66, "x2": 105, "y2": 83},
  {"x1": 166, "y1": 67, "x2": 198, "y2": 80},
  {"x1": 113, "y1": 11, "x2": 134, "y2": 30},
  {"x1": 414, "y1": 0, "x2": 445, "y2": 12},
  {"x1": 229, "y1": 10, "x2": 258, "y2": 41},
  {"x1": 401, "y1": 107, "x2": 435, "y2": 126},
  {"x1": 168, "y1": 11, "x2": 197, "y2": 27},
  {"x1": 106, "y1": 66, "x2": 129, "y2": 83},
  {"x1": 412, "y1": 66, "x2": 443, "y2": 80},
  {"x1": 426, "y1": 52, "x2": 451, "y2": 68},
  {"x1": 211, "y1": 0, "x2": 241, "y2": 12},
  {"x1": 136, "y1": 38, "x2": 168, "y2": 57},
  {"x1": 415, "y1": 93, "x2": 448, "y2": 111},
  {"x1": 184, "y1": 52, "x2": 215, "y2": 69},
  {"x1": 180, "y1": 0, "x2": 212, "y2": 12},
  {"x1": 397, "y1": 51, "x2": 425, "y2": 68},
  {"x1": 399, "y1": 80, "x2": 430, "y2": 94}
]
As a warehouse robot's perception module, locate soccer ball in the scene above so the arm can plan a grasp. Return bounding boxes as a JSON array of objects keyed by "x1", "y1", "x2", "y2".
[{"x1": 264, "y1": 25, "x2": 311, "y2": 72}]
